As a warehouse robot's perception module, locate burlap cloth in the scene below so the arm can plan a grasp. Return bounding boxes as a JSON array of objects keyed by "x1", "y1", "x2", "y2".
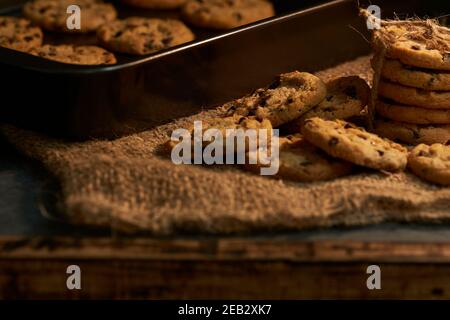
[{"x1": 2, "y1": 56, "x2": 450, "y2": 235}]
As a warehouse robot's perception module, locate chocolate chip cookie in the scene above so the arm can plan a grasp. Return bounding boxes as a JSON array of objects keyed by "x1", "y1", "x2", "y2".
[
  {"x1": 373, "y1": 20, "x2": 450, "y2": 71},
  {"x1": 378, "y1": 79, "x2": 450, "y2": 109},
  {"x1": 23, "y1": 0, "x2": 117, "y2": 33},
  {"x1": 408, "y1": 143, "x2": 450, "y2": 185},
  {"x1": 97, "y1": 17, "x2": 195, "y2": 55},
  {"x1": 376, "y1": 99, "x2": 450, "y2": 125},
  {"x1": 286, "y1": 76, "x2": 370, "y2": 131},
  {"x1": 30, "y1": 44, "x2": 117, "y2": 65},
  {"x1": 380, "y1": 59, "x2": 450, "y2": 91},
  {"x1": 224, "y1": 71, "x2": 327, "y2": 128},
  {"x1": 0, "y1": 16, "x2": 43, "y2": 52},
  {"x1": 182, "y1": 0, "x2": 274, "y2": 29},
  {"x1": 374, "y1": 117, "x2": 450, "y2": 145},
  {"x1": 301, "y1": 117, "x2": 408, "y2": 171},
  {"x1": 122, "y1": 0, "x2": 187, "y2": 9},
  {"x1": 245, "y1": 134, "x2": 353, "y2": 182}
]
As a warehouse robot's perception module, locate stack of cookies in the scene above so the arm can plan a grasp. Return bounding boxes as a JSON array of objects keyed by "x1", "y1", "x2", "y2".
[{"x1": 371, "y1": 19, "x2": 450, "y2": 146}]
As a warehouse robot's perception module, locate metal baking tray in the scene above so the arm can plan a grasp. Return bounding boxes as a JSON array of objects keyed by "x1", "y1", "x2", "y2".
[{"x1": 0, "y1": 0, "x2": 446, "y2": 139}]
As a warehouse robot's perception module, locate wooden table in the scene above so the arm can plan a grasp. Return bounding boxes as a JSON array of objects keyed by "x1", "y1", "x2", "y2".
[{"x1": 1, "y1": 139, "x2": 450, "y2": 299}]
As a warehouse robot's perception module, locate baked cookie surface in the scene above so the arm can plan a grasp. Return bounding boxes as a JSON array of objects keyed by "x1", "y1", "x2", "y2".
[
  {"x1": 245, "y1": 134, "x2": 353, "y2": 182},
  {"x1": 301, "y1": 117, "x2": 408, "y2": 171},
  {"x1": 0, "y1": 16, "x2": 43, "y2": 52},
  {"x1": 380, "y1": 59, "x2": 450, "y2": 91},
  {"x1": 376, "y1": 99, "x2": 450, "y2": 125},
  {"x1": 408, "y1": 143, "x2": 450, "y2": 185},
  {"x1": 378, "y1": 80, "x2": 450, "y2": 109},
  {"x1": 224, "y1": 71, "x2": 327, "y2": 128},
  {"x1": 97, "y1": 17, "x2": 195, "y2": 55},
  {"x1": 30, "y1": 44, "x2": 117, "y2": 65},
  {"x1": 373, "y1": 21, "x2": 450, "y2": 71},
  {"x1": 182, "y1": 0, "x2": 274, "y2": 29},
  {"x1": 374, "y1": 117, "x2": 450, "y2": 145},
  {"x1": 287, "y1": 76, "x2": 370, "y2": 131},
  {"x1": 23, "y1": 0, "x2": 117, "y2": 33},
  {"x1": 121, "y1": 0, "x2": 186, "y2": 9}
]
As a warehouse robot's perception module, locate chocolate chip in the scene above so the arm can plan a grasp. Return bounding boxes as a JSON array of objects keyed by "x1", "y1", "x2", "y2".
[
  {"x1": 344, "y1": 86, "x2": 357, "y2": 98},
  {"x1": 328, "y1": 137, "x2": 339, "y2": 146},
  {"x1": 411, "y1": 45, "x2": 421, "y2": 50},
  {"x1": 287, "y1": 97, "x2": 294, "y2": 104},
  {"x1": 162, "y1": 37, "x2": 173, "y2": 46},
  {"x1": 268, "y1": 77, "x2": 281, "y2": 89},
  {"x1": 377, "y1": 150, "x2": 385, "y2": 156}
]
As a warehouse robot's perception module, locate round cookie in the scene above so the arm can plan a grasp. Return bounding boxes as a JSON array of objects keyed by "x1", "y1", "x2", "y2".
[
  {"x1": 287, "y1": 76, "x2": 370, "y2": 131},
  {"x1": 245, "y1": 134, "x2": 353, "y2": 182},
  {"x1": 224, "y1": 71, "x2": 327, "y2": 128},
  {"x1": 30, "y1": 44, "x2": 117, "y2": 65},
  {"x1": 408, "y1": 143, "x2": 450, "y2": 185},
  {"x1": 23, "y1": 0, "x2": 117, "y2": 33},
  {"x1": 97, "y1": 17, "x2": 195, "y2": 55},
  {"x1": 376, "y1": 99, "x2": 450, "y2": 125},
  {"x1": 0, "y1": 16, "x2": 43, "y2": 52},
  {"x1": 380, "y1": 59, "x2": 450, "y2": 91},
  {"x1": 182, "y1": 0, "x2": 274, "y2": 30},
  {"x1": 373, "y1": 20, "x2": 450, "y2": 71},
  {"x1": 165, "y1": 114, "x2": 273, "y2": 153},
  {"x1": 378, "y1": 80, "x2": 450, "y2": 109},
  {"x1": 301, "y1": 117, "x2": 408, "y2": 172},
  {"x1": 121, "y1": 0, "x2": 186, "y2": 9},
  {"x1": 374, "y1": 117, "x2": 450, "y2": 145}
]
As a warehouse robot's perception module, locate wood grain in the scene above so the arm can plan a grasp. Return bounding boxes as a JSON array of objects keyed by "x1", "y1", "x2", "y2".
[{"x1": 1, "y1": 236, "x2": 450, "y2": 299}]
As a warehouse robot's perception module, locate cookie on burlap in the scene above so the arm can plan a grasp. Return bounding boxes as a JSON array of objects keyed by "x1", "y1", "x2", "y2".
[
  {"x1": 301, "y1": 117, "x2": 408, "y2": 171},
  {"x1": 224, "y1": 71, "x2": 327, "y2": 128},
  {"x1": 380, "y1": 59, "x2": 450, "y2": 91},
  {"x1": 30, "y1": 44, "x2": 116, "y2": 65},
  {"x1": 408, "y1": 143, "x2": 450, "y2": 185},
  {"x1": 373, "y1": 20, "x2": 450, "y2": 71},
  {"x1": 378, "y1": 80, "x2": 450, "y2": 109},
  {"x1": 182, "y1": 0, "x2": 274, "y2": 29},
  {"x1": 245, "y1": 133, "x2": 353, "y2": 182},
  {"x1": 97, "y1": 17, "x2": 195, "y2": 55},
  {"x1": 121, "y1": 0, "x2": 186, "y2": 9},
  {"x1": 165, "y1": 114, "x2": 273, "y2": 153},
  {"x1": 374, "y1": 117, "x2": 450, "y2": 145},
  {"x1": 376, "y1": 99, "x2": 450, "y2": 125},
  {"x1": 286, "y1": 76, "x2": 370, "y2": 131},
  {"x1": 0, "y1": 16, "x2": 43, "y2": 52},
  {"x1": 23, "y1": 0, "x2": 117, "y2": 33}
]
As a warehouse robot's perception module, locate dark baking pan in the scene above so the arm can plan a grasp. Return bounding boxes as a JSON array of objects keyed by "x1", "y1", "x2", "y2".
[{"x1": 0, "y1": 0, "x2": 447, "y2": 139}]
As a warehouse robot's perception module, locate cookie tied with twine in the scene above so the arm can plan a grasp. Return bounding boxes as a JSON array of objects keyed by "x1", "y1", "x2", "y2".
[{"x1": 360, "y1": 9, "x2": 450, "y2": 126}]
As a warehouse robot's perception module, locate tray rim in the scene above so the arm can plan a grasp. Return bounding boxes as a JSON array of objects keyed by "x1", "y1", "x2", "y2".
[{"x1": 0, "y1": 0, "x2": 353, "y2": 75}]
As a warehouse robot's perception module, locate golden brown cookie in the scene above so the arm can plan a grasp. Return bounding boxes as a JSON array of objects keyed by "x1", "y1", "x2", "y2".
[
  {"x1": 378, "y1": 80, "x2": 450, "y2": 109},
  {"x1": 97, "y1": 17, "x2": 195, "y2": 55},
  {"x1": 224, "y1": 71, "x2": 327, "y2": 128},
  {"x1": 408, "y1": 143, "x2": 450, "y2": 185},
  {"x1": 165, "y1": 115, "x2": 273, "y2": 154},
  {"x1": 286, "y1": 76, "x2": 370, "y2": 131},
  {"x1": 121, "y1": 0, "x2": 186, "y2": 9},
  {"x1": 373, "y1": 20, "x2": 450, "y2": 71},
  {"x1": 301, "y1": 117, "x2": 408, "y2": 171},
  {"x1": 245, "y1": 134, "x2": 353, "y2": 182},
  {"x1": 380, "y1": 59, "x2": 450, "y2": 91},
  {"x1": 376, "y1": 99, "x2": 450, "y2": 125},
  {"x1": 30, "y1": 44, "x2": 116, "y2": 65},
  {"x1": 182, "y1": 0, "x2": 274, "y2": 29},
  {"x1": 374, "y1": 117, "x2": 450, "y2": 145},
  {"x1": 0, "y1": 16, "x2": 43, "y2": 52},
  {"x1": 23, "y1": 0, "x2": 117, "y2": 33}
]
